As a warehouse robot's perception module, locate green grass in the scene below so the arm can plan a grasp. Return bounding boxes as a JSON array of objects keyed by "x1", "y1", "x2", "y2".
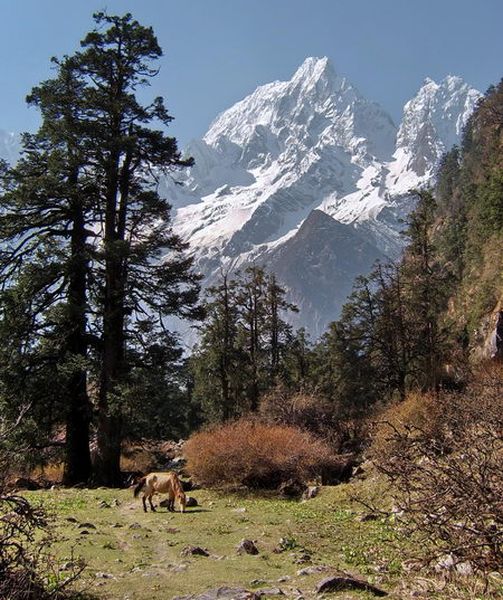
[{"x1": 21, "y1": 477, "x2": 502, "y2": 599}]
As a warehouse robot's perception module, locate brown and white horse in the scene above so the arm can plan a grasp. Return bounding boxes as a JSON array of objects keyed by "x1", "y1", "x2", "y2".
[{"x1": 133, "y1": 471, "x2": 186, "y2": 513}]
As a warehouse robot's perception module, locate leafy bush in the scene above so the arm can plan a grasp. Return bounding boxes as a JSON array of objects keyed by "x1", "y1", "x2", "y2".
[
  {"x1": 371, "y1": 363, "x2": 503, "y2": 574},
  {"x1": 184, "y1": 418, "x2": 335, "y2": 489}
]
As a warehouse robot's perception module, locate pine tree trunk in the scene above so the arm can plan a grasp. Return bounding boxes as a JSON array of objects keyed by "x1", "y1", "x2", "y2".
[
  {"x1": 64, "y1": 370, "x2": 92, "y2": 485},
  {"x1": 93, "y1": 256, "x2": 125, "y2": 486},
  {"x1": 93, "y1": 146, "x2": 129, "y2": 487},
  {"x1": 63, "y1": 176, "x2": 92, "y2": 485}
]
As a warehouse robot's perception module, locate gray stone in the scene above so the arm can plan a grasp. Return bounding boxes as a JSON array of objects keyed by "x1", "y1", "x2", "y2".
[
  {"x1": 455, "y1": 561, "x2": 474, "y2": 576},
  {"x1": 301, "y1": 486, "x2": 319, "y2": 501},
  {"x1": 297, "y1": 565, "x2": 329, "y2": 576},
  {"x1": 237, "y1": 539, "x2": 259, "y2": 555},
  {"x1": 181, "y1": 545, "x2": 210, "y2": 557},
  {"x1": 316, "y1": 575, "x2": 387, "y2": 596},
  {"x1": 358, "y1": 513, "x2": 380, "y2": 522},
  {"x1": 172, "y1": 586, "x2": 258, "y2": 600}
]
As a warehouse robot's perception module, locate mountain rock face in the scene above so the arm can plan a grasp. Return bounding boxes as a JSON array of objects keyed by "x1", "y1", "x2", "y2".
[
  {"x1": 163, "y1": 58, "x2": 480, "y2": 337},
  {"x1": 0, "y1": 60, "x2": 480, "y2": 338},
  {"x1": 0, "y1": 130, "x2": 20, "y2": 165}
]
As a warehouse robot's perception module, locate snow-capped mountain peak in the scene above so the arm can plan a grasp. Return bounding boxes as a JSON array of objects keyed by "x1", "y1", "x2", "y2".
[
  {"x1": 395, "y1": 74, "x2": 481, "y2": 176},
  {"x1": 202, "y1": 56, "x2": 396, "y2": 165},
  {"x1": 0, "y1": 130, "x2": 20, "y2": 165},
  {"x1": 0, "y1": 59, "x2": 482, "y2": 338}
]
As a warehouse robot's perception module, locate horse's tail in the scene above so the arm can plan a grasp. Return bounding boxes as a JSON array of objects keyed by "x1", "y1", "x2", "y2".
[{"x1": 133, "y1": 476, "x2": 146, "y2": 498}]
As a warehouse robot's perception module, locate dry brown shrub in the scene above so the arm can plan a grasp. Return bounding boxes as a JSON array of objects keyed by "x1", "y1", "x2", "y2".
[
  {"x1": 371, "y1": 391, "x2": 445, "y2": 462},
  {"x1": 370, "y1": 362, "x2": 503, "y2": 575},
  {"x1": 184, "y1": 418, "x2": 335, "y2": 489},
  {"x1": 259, "y1": 386, "x2": 369, "y2": 453}
]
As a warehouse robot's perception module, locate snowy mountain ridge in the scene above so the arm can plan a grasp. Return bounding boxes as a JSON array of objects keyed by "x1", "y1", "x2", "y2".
[
  {"x1": 162, "y1": 57, "x2": 480, "y2": 335},
  {"x1": 0, "y1": 59, "x2": 482, "y2": 336}
]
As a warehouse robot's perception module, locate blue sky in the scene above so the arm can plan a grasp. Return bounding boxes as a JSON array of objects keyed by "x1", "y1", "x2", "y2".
[{"x1": 1, "y1": 0, "x2": 502, "y2": 147}]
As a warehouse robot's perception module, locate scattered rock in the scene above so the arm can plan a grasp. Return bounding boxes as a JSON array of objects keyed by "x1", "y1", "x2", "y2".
[
  {"x1": 168, "y1": 456, "x2": 187, "y2": 470},
  {"x1": 278, "y1": 479, "x2": 304, "y2": 498},
  {"x1": 79, "y1": 530, "x2": 90, "y2": 535},
  {"x1": 129, "y1": 522, "x2": 142, "y2": 530},
  {"x1": 78, "y1": 522, "x2": 96, "y2": 529},
  {"x1": 256, "y1": 589, "x2": 284, "y2": 597},
  {"x1": 401, "y1": 559, "x2": 422, "y2": 573},
  {"x1": 95, "y1": 572, "x2": 113, "y2": 579},
  {"x1": 111, "y1": 498, "x2": 121, "y2": 506},
  {"x1": 352, "y1": 465, "x2": 365, "y2": 478},
  {"x1": 455, "y1": 561, "x2": 474, "y2": 576},
  {"x1": 173, "y1": 587, "x2": 258, "y2": 600},
  {"x1": 358, "y1": 513, "x2": 380, "y2": 522},
  {"x1": 111, "y1": 522, "x2": 123, "y2": 528},
  {"x1": 273, "y1": 537, "x2": 296, "y2": 553},
  {"x1": 250, "y1": 580, "x2": 266, "y2": 587},
  {"x1": 434, "y1": 554, "x2": 473, "y2": 576},
  {"x1": 182, "y1": 478, "x2": 201, "y2": 492},
  {"x1": 301, "y1": 486, "x2": 319, "y2": 501},
  {"x1": 186, "y1": 496, "x2": 198, "y2": 507},
  {"x1": 297, "y1": 566, "x2": 329, "y2": 576},
  {"x1": 293, "y1": 552, "x2": 312, "y2": 564},
  {"x1": 181, "y1": 545, "x2": 210, "y2": 557},
  {"x1": 14, "y1": 477, "x2": 40, "y2": 491},
  {"x1": 320, "y1": 453, "x2": 358, "y2": 484},
  {"x1": 66, "y1": 517, "x2": 78, "y2": 523},
  {"x1": 98, "y1": 500, "x2": 111, "y2": 509},
  {"x1": 277, "y1": 576, "x2": 290, "y2": 583},
  {"x1": 232, "y1": 507, "x2": 247, "y2": 513},
  {"x1": 316, "y1": 574, "x2": 387, "y2": 596},
  {"x1": 237, "y1": 539, "x2": 259, "y2": 555}
]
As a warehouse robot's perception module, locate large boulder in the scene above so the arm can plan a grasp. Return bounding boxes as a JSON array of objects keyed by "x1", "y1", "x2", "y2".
[{"x1": 173, "y1": 587, "x2": 258, "y2": 600}]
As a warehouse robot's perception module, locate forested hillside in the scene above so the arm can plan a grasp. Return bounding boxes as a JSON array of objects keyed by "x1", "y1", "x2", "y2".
[{"x1": 191, "y1": 79, "x2": 503, "y2": 424}]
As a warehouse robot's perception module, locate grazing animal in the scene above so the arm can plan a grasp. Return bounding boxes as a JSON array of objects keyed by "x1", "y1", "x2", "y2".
[{"x1": 133, "y1": 471, "x2": 187, "y2": 513}]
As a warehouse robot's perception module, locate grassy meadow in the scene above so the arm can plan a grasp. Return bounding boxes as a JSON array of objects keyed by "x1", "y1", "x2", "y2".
[{"x1": 20, "y1": 476, "x2": 500, "y2": 600}]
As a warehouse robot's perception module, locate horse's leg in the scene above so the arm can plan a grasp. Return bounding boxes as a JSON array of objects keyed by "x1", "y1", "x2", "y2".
[
  {"x1": 168, "y1": 495, "x2": 174, "y2": 512},
  {"x1": 142, "y1": 495, "x2": 147, "y2": 513},
  {"x1": 148, "y1": 494, "x2": 156, "y2": 512}
]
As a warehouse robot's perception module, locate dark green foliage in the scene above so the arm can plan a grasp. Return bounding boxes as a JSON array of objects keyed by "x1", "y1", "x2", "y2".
[
  {"x1": 0, "y1": 12, "x2": 200, "y2": 485},
  {"x1": 312, "y1": 190, "x2": 455, "y2": 410},
  {"x1": 191, "y1": 267, "x2": 298, "y2": 421}
]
